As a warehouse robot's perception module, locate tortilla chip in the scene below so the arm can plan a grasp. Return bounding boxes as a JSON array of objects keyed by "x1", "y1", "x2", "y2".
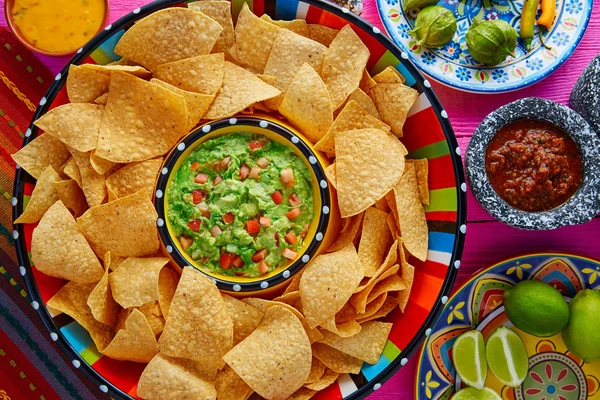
[
  {"x1": 66, "y1": 65, "x2": 110, "y2": 103},
  {"x1": 151, "y1": 79, "x2": 214, "y2": 131},
  {"x1": 54, "y1": 179, "x2": 88, "y2": 217},
  {"x1": 234, "y1": 3, "x2": 281, "y2": 73},
  {"x1": 308, "y1": 24, "x2": 339, "y2": 46},
  {"x1": 347, "y1": 88, "x2": 380, "y2": 119},
  {"x1": 63, "y1": 158, "x2": 82, "y2": 187},
  {"x1": 114, "y1": 8, "x2": 222, "y2": 70},
  {"x1": 80, "y1": 63, "x2": 152, "y2": 78},
  {"x1": 205, "y1": 62, "x2": 281, "y2": 119},
  {"x1": 222, "y1": 294, "x2": 264, "y2": 346},
  {"x1": 109, "y1": 257, "x2": 168, "y2": 308},
  {"x1": 314, "y1": 100, "x2": 390, "y2": 154},
  {"x1": 77, "y1": 190, "x2": 160, "y2": 257},
  {"x1": 15, "y1": 166, "x2": 60, "y2": 224},
  {"x1": 283, "y1": 269, "x2": 303, "y2": 296},
  {"x1": 87, "y1": 253, "x2": 119, "y2": 326},
  {"x1": 312, "y1": 342, "x2": 364, "y2": 375},
  {"x1": 398, "y1": 240, "x2": 415, "y2": 312},
  {"x1": 352, "y1": 264, "x2": 401, "y2": 314},
  {"x1": 407, "y1": 159, "x2": 430, "y2": 205},
  {"x1": 138, "y1": 301, "x2": 166, "y2": 336},
  {"x1": 273, "y1": 291, "x2": 300, "y2": 306},
  {"x1": 371, "y1": 83, "x2": 419, "y2": 137},
  {"x1": 94, "y1": 92, "x2": 108, "y2": 105},
  {"x1": 319, "y1": 321, "x2": 392, "y2": 364},
  {"x1": 106, "y1": 158, "x2": 163, "y2": 199},
  {"x1": 300, "y1": 244, "x2": 363, "y2": 328},
  {"x1": 375, "y1": 197, "x2": 390, "y2": 213},
  {"x1": 101, "y1": 309, "x2": 158, "y2": 362},
  {"x1": 360, "y1": 69, "x2": 377, "y2": 93},
  {"x1": 393, "y1": 165, "x2": 428, "y2": 261},
  {"x1": 303, "y1": 368, "x2": 339, "y2": 391},
  {"x1": 335, "y1": 128, "x2": 406, "y2": 217},
  {"x1": 322, "y1": 25, "x2": 370, "y2": 110},
  {"x1": 138, "y1": 354, "x2": 217, "y2": 400},
  {"x1": 159, "y1": 268, "x2": 233, "y2": 368},
  {"x1": 260, "y1": 14, "x2": 309, "y2": 37},
  {"x1": 358, "y1": 207, "x2": 393, "y2": 277},
  {"x1": 367, "y1": 274, "x2": 406, "y2": 303},
  {"x1": 279, "y1": 63, "x2": 332, "y2": 144},
  {"x1": 154, "y1": 53, "x2": 224, "y2": 96},
  {"x1": 214, "y1": 365, "x2": 253, "y2": 400},
  {"x1": 324, "y1": 163, "x2": 337, "y2": 190},
  {"x1": 327, "y1": 212, "x2": 364, "y2": 252},
  {"x1": 107, "y1": 57, "x2": 140, "y2": 66},
  {"x1": 354, "y1": 240, "x2": 398, "y2": 293},
  {"x1": 305, "y1": 357, "x2": 326, "y2": 384},
  {"x1": 373, "y1": 66, "x2": 406, "y2": 84},
  {"x1": 223, "y1": 306, "x2": 311, "y2": 400},
  {"x1": 187, "y1": 1, "x2": 235, "y2": 53},
  {"x1": 31, "y1": 201, "x2": 103, "y2": 283},
  {"x1": 13, "y1": 134, "x2": 71, "y2": 180},
  {"x1": 356, "y1": 294, "x2": 399, "y2": 323},
  {"x1": 89, "y1": 150, "x2": 114, "y2": 175},
  {"x1": 320, "y1": 318, "x2": 362, "y2": 338},
  {"x1": 289, "y1": 387, "x2": 317, "y2": 400},
  {"x1": 96, "y1": 73, "x2": 188, "y2": 163},
  {"x1": 68, "y1": 148, "x2": 106, "y2": 207}
]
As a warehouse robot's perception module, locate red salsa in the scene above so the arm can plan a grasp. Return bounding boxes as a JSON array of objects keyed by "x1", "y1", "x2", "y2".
[{"x1": 485, "y1": 120, "x2": 582, "y2": 212}]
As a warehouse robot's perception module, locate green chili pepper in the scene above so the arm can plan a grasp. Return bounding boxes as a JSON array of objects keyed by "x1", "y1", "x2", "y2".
[{"x1": 520, "y1": 0, "x2": 540, "y2": 51}]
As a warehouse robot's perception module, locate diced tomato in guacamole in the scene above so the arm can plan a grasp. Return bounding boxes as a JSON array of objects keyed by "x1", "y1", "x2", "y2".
[{"x1": 167, "y1": 132, "x2": 314, "y2": 278}]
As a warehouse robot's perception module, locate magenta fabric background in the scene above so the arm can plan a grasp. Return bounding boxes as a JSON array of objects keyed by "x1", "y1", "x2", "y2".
[{"x1": 1, "y1": 0, "x2": 599, "y2": 398}]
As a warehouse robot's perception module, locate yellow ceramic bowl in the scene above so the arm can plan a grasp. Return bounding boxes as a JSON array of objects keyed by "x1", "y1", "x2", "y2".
[{"x1": 155, "y1": 115, "x2": 340, "y2": 296}]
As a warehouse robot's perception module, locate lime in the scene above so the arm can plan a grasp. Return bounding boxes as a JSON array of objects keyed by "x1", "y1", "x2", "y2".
[
  {"x1": 486, "y1": 326, "x2": 528, "y2": 387},
  {"x1": 452, "y1": 330, "x2": 487, "y2": 390},
  {"x1": 451, "y1": 387, "x2": 502, "y2": 400},
  {"x1": 562, "y1": 289, "x2": 600, "y2": 363},
  {"x1": 503, "y1": 280, "x2": 569, "y2": 337}
]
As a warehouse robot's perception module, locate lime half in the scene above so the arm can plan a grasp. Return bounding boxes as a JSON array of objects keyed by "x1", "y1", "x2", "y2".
[
  {"x1": 486, "y1": 326, "x2": 528, "y2": 387},
  {"x1": 452, "y1": 330, "x2": 487, "y2": 390},
  {"x1": 452, "y1": 387, "x2": 502, "y2": 400}
]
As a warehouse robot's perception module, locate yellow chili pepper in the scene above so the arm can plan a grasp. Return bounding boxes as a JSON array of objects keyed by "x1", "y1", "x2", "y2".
[{"x1": 538, "y1": 0, "x2": 557, "y2": 30}]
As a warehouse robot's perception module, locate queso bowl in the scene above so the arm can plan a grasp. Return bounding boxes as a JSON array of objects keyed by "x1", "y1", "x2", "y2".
[{"x1": 155, "y1": 115, "x2": 339, "y2": 296}]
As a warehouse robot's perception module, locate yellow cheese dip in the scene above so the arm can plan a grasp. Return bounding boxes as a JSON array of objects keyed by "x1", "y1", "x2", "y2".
[{"x1": 11, "y1": 0, "x2": 106, "y2": 53}]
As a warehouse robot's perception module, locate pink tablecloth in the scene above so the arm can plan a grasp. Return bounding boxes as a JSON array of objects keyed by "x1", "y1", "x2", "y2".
[{"x1": 1, "y1": 0, "x2": 599, "y2": 398}]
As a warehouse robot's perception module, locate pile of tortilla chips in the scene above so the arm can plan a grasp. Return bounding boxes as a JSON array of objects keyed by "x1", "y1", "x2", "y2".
[{"x1": 13, "y1": 2, "x2": 433, "y2": 399}]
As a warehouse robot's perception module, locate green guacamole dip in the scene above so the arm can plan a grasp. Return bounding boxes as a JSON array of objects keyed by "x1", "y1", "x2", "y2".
[{"x1": 167, "y1": 132, "x2": 315, "y2": 278}]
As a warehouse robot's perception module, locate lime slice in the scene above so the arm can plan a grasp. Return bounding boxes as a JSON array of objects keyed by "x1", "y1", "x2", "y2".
[
  {"x1": 452, "y1": 387, "x2": 502, "y2": 400},
  {"x1": 486, "y1": 326, "x2": 528, "y2": 387},
  {"x1": 452, "y1": 330, "x2": 487, "y2": 390}
]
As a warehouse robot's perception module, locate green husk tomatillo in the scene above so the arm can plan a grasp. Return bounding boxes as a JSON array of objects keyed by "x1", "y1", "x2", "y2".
[
  {"x1": 466, "y1": 19, "x2": 517, "y2": 65},
  {"x1": 409, "y1": 6, "x2": 457, "y2": 48},
  {"x1": 402, "y1": 0, "x2": 438, "y2": 13}
]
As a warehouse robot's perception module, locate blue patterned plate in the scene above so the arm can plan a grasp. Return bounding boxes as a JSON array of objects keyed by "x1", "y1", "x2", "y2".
[{"x1": 377, "y1": 0, "x2": 593, "y2": 93}]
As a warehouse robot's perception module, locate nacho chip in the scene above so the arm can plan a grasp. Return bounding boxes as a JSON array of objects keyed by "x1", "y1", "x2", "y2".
[
  {"x1": 215, "y1": 367, "x2": 253, "y2": 400},
  {"x1": 393, "y1": 165, "x2": 428, "y2": 261},
  {"x1": 159, "y1": 268, "x2": 233, "y2": 367},
  {"x1": 63, "y1": 158, "x2": 82, "y2": 187},
  {"x1": 154, "y1": 53, "x2": 225, "y2": 95},
  {"x1": 205, "y1": 62, "x2": 281, "y2": 119},
  {"x1": 106, "y1": 158, "x2": 163, "y2": 199},
  {"x1": 13, "y1": 134, "x2": 71, "y2": 180},
  {"x1": 324, "y1": 163, "x2": 337, "y2": 190},
  {"x1": 222, "y1": 294, "x2": 264, "y2": 346},
  {"x1": 234, "y1": 3, "x2": 281, "y2": 73},
  {"x1": 260, "y1": 14, "x2": 309, "y2": 37},
  {"x1": 335, "y1": 128, "x2": 406, "y2": 217},
  {"x1": 32, "y1": 201, "x2": 103, "y2": 283},
  {"x1": 96, "y1": 73, "x2": 188, "y2": 163},
  {"x1": 300, "y1": 244, "x2": 363, "y2": 328},
  {"x1": 94, "y1": 92, "x2": 108, "y2": 105},
  {"x1": 337, "y1": 291, "x2": 389, "y2": 323},
  {"x1": 358, "y1": 207, "x2": 393, "y2": 277},
  {"x1": 273, "y1": 291, "x2": 300, "y2": 306},
  {"x1": 151, "y1": 79, "x2": 214, "y2": 131},
  {"x1": 66, "y1": 65, "x2": 110, "y2": 103},
  {"x1": 375, "y1": 197, "x2": 390, "y2": 212},
  {"x1": 356, "y1": 294, "x2": 399, "y2": 323},
  {"x1": 354, "y1": 240, "x2": 398, "y2": 294},
  {"x1": 373, "y1": 66, "x2": 406, "y2": 84},
  {"x1": 322, "y1": 25, "x2": 370, "y2": 110},
  {"x1": 54, "y1": 179, "x2": 88, "y2": 217},
  {"x1": 360, "y1": 69, "x2": 377, "y2": 93},
  {"x1": 407, "y1": 158, "x2": 430, "y2": 205},
  {"x1": 151, "y1": 353, "x2": 219, "y2": 382},
  {"x1": 327, "y1": 212, "x2": 363, "y2": 252},
  {"x1": 352, "y1": 264, "x2": 401, "y2": 314},
  {"x1": 347, "y1": 88, "x2": 380, "y2": 119},
  {"x1": 68, "y1": 148, "x2": 106, "y2": 207},
  {"x1": 138, "y1": 354, "x2": 217, "y2": 400},
  {"x1": 157, "y1": 268, "x2": 179, "y2": 319},
  {"x1": 305, "y1": 357, "x2": 326, "y2": 384},
  {"x1": 109, "y1": 257, "x2": 168, "y2": 308},
  {"x1": 320, "y1": 318, "x2": 362, "y2": 338},
  {"x1": 114, "y1": 8, "x2": 222, "y2": 70},
  {"x1": 279, "y1": 63, "x2": 332, "y2": 144},
  {"x1": 138, "y1": 301, "x2": 166, "y2": 336},
  {"x1": 89, "y1": 150, "x2": 114, "y2": 175},
  {"x1": 77, "y1": 190, "x2": 160, "y2": 257},
  {"x1": 289, "y1": 387, "x2": 316, "y2": 400},
  {"x1": 282, "y1": 269, "x2": 304, "y2": 296},
  {"x1": 223, "y1": 306, "x2": 311, "y2": 400},
  {"x1": 188, "y1": 1, "x2": 235, "y2": 53},
  {"x1": 366, "y1": 274, "x2": 406, "y2": 303},
  {"x1": 15, "y1": 166, "x2": 60, "y2": 224},
  {"x1": 319, "y1": 321, "x2": 392, "y2": 364},
  {"x1": 314, "y1": 100, "x2": 390, "y2": 154},
  {"x1": 398, "y1": 240, "x2": 415, "y2": 312},
  {"x1": 371, "y1": 83, "x2": 419, "y2": 137},
  {"x1": 303, "y1": 368, "x2": 339, "y2": 391},
  {"x1": 312, "y1": 343, "x2": 363, "y2": 374},
  {"x1": 87, "y1": 253, "x2": 119, "y2": 326},
  {"x1": 308, "y1": 24, "x2": 339, "y2": 46},
  {"x1": 80, "y1": 63, "x2": 151, "y2": 78},
  {"x1": 101, "y1": 309, "x2": 158, "y2": 362}
]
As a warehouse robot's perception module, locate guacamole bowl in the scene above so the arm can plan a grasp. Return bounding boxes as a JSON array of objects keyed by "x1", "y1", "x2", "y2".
[{"x1": 155, "y1": 115, "x2": 339, "y2": 295}]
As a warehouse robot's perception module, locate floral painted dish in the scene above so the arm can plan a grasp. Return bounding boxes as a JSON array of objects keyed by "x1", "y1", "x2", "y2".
[
  {"x1": 377, "y1": 0, "x2": 593, "y2": 93},
  {"x1": 415, "y1": 253, "x2": 600, "y2": 400}
]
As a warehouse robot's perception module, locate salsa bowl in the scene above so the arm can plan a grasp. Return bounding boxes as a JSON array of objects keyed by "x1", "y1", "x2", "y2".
[{"x1": 156, "y1": 116, "x2": 338, "y2": 295}]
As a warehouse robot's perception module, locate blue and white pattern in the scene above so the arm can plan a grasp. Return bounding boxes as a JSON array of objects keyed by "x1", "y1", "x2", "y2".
[{"x1": 377, "y1": 0, "x2": 592, "y2": 93}]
